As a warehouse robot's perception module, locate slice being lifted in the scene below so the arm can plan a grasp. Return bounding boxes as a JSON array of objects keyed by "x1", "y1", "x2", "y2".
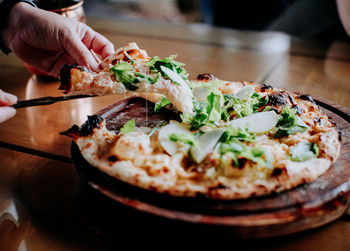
[
  {"x1": 61, "y1": 43, "x2": 341, "y2": 200},
  {"x1": 59, "y1": 43, "x2": 193, "y2": 113}
]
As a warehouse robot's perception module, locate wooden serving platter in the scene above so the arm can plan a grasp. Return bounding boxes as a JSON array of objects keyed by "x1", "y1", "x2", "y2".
[{"x1": 71, "y1": 96, "x2": 350, "y2": 238}]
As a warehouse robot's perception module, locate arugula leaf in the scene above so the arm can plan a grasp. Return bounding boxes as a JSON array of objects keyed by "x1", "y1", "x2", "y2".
[
  {"x1": 181, "y1": 92, "x2": 224, "y2": 130},
  {"x1": 110, "y1": 62, "x2": 139, "y2": 91},
  {"x1": 110, "y1": 60, "x2": 162, "y2": 89},
  {"x1": 181, "y1": 100, "x2": 209, "y2": 130},
  {"x1": 220, "y1": 125, "x2": 256, "y2": 143},
  {"x1": 134, "y1": 72, "x2": 160, "y2": 84},
  {"x1": 222, "y1": 92, "x2": 268, "y2": 119},
  {"x1": 219, "y1": 141, "x2": 266, "y2": 167},
  {"x1": 221, "y1": 95, "x2": 234, "y2": 121},
  {"x1": 120, "y1": 119, "x2": 135, "y2": 134},
  {"x1": 253, "y1": 94, "x2": 268, "y2": 112},
  {"x1": 154, "y1": 97, "x2": 171, "y2": 113},
  {"x1": 145, "y1": 55, "x2": 188, "y2": 79},
  {"x1": 232, "y1": 96, "x2": 255, "y2": 117},
  {"x1": 169, "y1": 133, "x2": 197, "y2": 146},
  {"x1": 263, "y1": 106, "x2": 273, "y2": 112},
  {"x1": 214, "y1": 123, "x2": 268, "y2": 167},
  {"x1": 290, "y1": 142, "x2": 319, "y2": 162},
  {"x1": 206, "y1": 92, "x2": 222, "y2": 122},
  {"x1": 275, "y1": 105, "x2": 308, "y2": 138}
]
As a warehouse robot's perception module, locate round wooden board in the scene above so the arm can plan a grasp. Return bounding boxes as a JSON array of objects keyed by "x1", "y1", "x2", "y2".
[{"x1": 71, "y1": 96, "x2": 350, "y2": 238}]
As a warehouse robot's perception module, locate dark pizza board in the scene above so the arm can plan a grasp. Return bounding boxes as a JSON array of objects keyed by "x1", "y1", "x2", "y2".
[{"x1": 71, "y1": 96, "x2": 350, "y2": 238}]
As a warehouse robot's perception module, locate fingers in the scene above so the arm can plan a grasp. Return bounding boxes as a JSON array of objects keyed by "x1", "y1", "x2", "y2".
[
  {"x1": 0, "y1": 90, "x2": 17, "y2": 123},
  {"x1": 64, "y1": 23, "x2": 114, "y2": 71},
  {"x1": 84, "y1": 30, "x2": 114, "y2": 59},
  {"x1": 0, "y1": 107, "x2": 16, "y2": 123},
  {"x1": 0, "y1": 89, "x2": 17, "y2": 106},
  {"x1": 61, "y1": 28, "x2": 99, "y2": 71}
]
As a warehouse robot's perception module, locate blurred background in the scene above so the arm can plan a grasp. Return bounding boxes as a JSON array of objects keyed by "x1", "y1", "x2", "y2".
[{"x1": 32, "y1": 0, "x2": 349, "y2": 42}]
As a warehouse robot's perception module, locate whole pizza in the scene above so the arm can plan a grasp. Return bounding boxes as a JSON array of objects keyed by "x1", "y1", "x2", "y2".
[{"x1": 60, "y1": 43, "x2": 341, "y2": 200}]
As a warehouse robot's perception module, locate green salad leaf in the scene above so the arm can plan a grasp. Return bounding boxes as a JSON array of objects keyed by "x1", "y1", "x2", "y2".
[
  {"x1": 169, "y1": 133, "x2": 197, "y2": 146},
  {"x1": 206, "y1": 92, "x2": 222, "y2": 122},
  {"x1": 275, "y1": 105, "x2": 308, "y2": 138},
  {"x1": 211, "y1": 123, "x2": 272, "y2": 167},
  {"x1": 109, "y1": 57, "x2": 169, "y2": 91},
  {"x1": 145, "y1": 55, "x2": 188, "y2": 80},
  {"x1": 221, "y1": 92, "x2": 268, "y2": 120},
  {"x1": 120, "y1": 119, "x2": 135, "y2": 134},
  {"x1": 134, "y1": 72, "x2": 160, "y2": 85},
  {"x1": 220, "y1": 125, "x2": 256, "y2": 143},
  {"x1": 218, "y1": 141, "x2": 266, "y2": 167},
  {"x1": 154, "y1": 97, "x2": 171, "y2": 113},
  {"x1": 181, "y1": 92, "x2": 224, "y2": 130},
  {"x1": 110, "y1": 62, "x2": 139, "y2": 91}
]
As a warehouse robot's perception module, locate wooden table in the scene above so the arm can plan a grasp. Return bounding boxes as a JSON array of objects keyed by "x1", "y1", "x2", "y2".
[{"x1": 0, "y1": 17, "x2": 349, "y2": 250}]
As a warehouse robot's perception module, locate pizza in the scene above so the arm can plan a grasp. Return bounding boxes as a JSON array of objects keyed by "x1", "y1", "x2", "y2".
[{"x1": 60, "y1": 43, "x2": 341, "y2": 200}]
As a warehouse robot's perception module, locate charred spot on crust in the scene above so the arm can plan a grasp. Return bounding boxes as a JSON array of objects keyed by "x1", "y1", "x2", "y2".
[
  {"x1": 80, "y1": 115, "x2": 103, "y2": 137},
  {"x1": 108, "y1": 155, "x2": 118, "y2": 162},
  {"x1": 313, "y1": 116, "x2": 321, "y2": 124},
  {"x1": 231, "y1": 158, "x2": 247, "y2": 169},
  {"x1": 271, "y1": 167, "x2": 286, "y2": 177},
  {"x1": 60, "y1": 115, "x2": 104, "y2": 140},
  {"x1": 292, "y1": 104, "x2": 304, "y2": 115},
  {"x1": 329, "y1": 120, "x2": 342, "y2": 142},
  {"x1": 268, "y1": 91, "x2": 290, "y2": 107},
  {"x1": 298, "y1": 94, "x2": 315, "y2": 103},
  {"x1": 237, "y1": 158, "x2": 248, "y2": 169},
  {"x1": 181, "y1": 156, "x2": 195, "y2": 171},
  {"x1": 111, "y1": 59, "x2": 119, "y2": 65},
  {"x1": 120, "y1": 49, "x2": 139, "y2": 63},
  {"x1": 339, "y1": 131, "x2": 343, "y2": 142},
  {"x1": 59, "y1": 64, "x2": 88, "y2": 94},
  {"x1": 196, "y1": 73, "x2": 216, "y2": 81},
  {"x1": 59, "y1": 124, "x2": 80, "y2": 140},
  {"x1": 208, "y1": 182, "x2": 229, "y2": 192},
  {"x1": 288, "y1": 95, "x2": 296, "y2": 106},
  {"x1": 260, "y1": 84, "x2": 274, "y2": 92},
  {"x1": 126, "y1": 49, "x2": 137, "y2": 55}
]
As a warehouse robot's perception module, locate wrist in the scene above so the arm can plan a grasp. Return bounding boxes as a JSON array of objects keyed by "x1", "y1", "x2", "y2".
[{"x1": 0, "y1": 0, "x2": 37, "y2": 54}]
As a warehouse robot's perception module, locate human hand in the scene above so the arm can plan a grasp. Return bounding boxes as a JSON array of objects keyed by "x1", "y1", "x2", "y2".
[
  {"x1": 0, "y1": 89, "x2": 17, "y2": 123},
  {"x1": 1, "y1": 3, "x2": 114, "y2": 77}
]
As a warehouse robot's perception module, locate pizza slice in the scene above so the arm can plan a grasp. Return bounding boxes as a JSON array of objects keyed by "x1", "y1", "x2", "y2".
[{"x1": 59, "y1": 43, "x2": 193, "y2": 113}]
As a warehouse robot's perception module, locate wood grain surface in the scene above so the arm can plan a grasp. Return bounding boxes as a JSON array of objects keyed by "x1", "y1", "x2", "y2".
[{"x1": 0, "y1": 17, "x2": 350, "y2": 249}]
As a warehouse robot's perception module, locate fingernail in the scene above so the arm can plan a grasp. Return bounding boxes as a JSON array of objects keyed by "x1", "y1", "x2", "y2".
[
  {"x1": 106, "y1": 45, "x2": 115, "y2": 55},
  {"x1": 3, "y1": 92, "x2": 17, "y2": 104}
]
